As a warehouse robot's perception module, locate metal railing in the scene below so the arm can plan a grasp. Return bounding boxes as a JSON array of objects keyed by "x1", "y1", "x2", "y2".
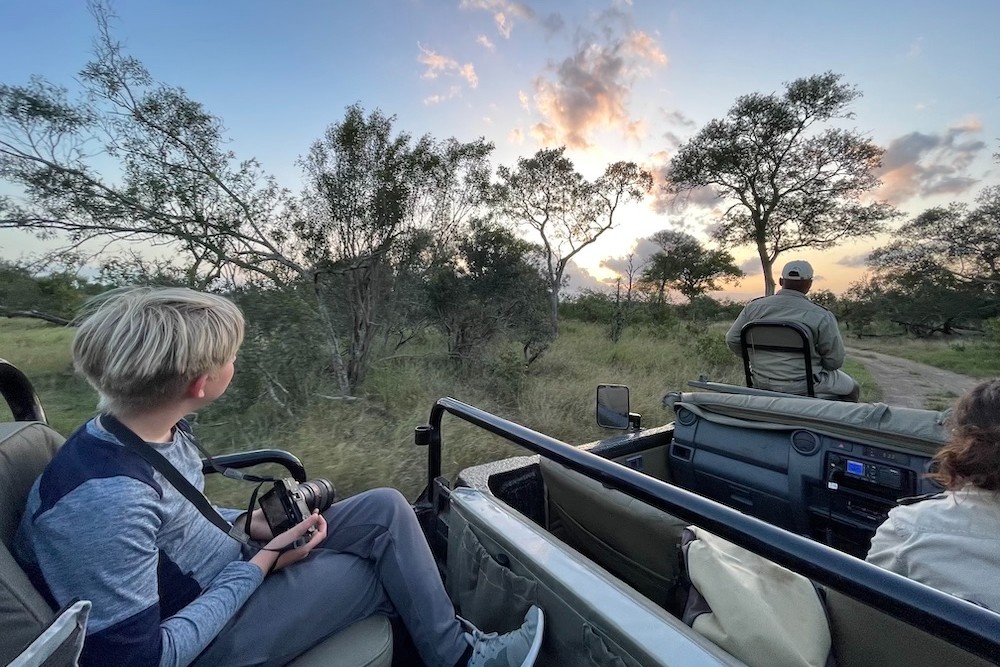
[{"x1": 419, "y1": 396, "x2": 1000, "y2": 662}]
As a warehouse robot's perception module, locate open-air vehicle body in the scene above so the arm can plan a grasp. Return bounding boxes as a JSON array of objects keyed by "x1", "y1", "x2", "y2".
[{"x1": 3, "y1": 361, "x2": 1000, "y2": 666}]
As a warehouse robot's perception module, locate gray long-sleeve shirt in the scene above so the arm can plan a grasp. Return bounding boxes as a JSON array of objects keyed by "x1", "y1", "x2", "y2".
[{"x1": 14, "y1": 418, "x2": 263, "y2": 667}]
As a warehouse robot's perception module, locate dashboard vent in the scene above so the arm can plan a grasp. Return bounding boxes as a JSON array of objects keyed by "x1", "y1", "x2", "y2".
[
  {"x1": 791, "y1": 430, "x2": 820, "y2": 456},
  {"x1": 675, "y1": 408, "x2": 697, "y2": 426}
]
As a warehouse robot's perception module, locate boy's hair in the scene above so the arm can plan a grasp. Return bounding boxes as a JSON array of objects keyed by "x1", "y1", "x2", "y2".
[
  {"x1": 929, "y1": 379, "x2": 1000, "y2": 491},
  {"x1": 72, "y1": 287, "x2": 245, "y2": 416}
]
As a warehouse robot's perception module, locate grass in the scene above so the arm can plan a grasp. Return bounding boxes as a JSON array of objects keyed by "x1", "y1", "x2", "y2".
[{"x1": 0, "y1": 315, "x2": 929, "y2": 508}]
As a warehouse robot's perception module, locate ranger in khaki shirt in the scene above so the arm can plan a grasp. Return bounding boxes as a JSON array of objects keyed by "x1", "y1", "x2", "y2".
[{"x1": 725, "y1": 260, "x2": 859, "y2": 401}]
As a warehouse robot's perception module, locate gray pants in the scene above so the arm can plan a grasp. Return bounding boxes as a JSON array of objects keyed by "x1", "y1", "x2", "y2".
[{"x1": 192, "y1": 488, "x2": 468, "y2": 667}]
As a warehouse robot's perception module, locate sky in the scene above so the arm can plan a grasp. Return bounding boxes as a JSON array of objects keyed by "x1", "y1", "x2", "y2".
[{"x1": 1, "y1": 0, "x2": 998, "y2": 299}]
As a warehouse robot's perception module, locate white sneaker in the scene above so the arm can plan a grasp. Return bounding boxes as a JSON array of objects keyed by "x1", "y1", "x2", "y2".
[{"x1": 461, "y1": 605, "x2": 544, "y2": 667}]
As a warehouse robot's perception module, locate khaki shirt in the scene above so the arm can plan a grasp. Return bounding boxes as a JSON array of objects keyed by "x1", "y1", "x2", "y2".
[
  {"x1": 725, "y1": 289, "x2": 846, "y2": 389},
  {"x1": 866, "y1": 487, "x2": 1000, "y2": 611}
]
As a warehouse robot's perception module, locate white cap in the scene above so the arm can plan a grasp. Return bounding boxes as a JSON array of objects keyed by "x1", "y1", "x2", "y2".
[{"x1": 781, "y1": 260, "x2": 814, "y2": 280}]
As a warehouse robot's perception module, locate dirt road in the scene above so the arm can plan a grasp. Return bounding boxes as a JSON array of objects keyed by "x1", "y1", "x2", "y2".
[{"x1": 846, "y1": 347, "x2": 979, "y2": 410}]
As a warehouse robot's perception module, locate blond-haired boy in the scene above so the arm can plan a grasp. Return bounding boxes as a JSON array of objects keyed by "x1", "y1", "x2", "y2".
[{"x1": 15, "y1": 287, "x2": 542, "y2": 667}]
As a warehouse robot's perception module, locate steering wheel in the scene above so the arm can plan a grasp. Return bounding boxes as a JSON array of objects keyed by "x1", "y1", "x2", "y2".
[{"x1": 0, "y1": 359, "x2": 47, "y2": 422}]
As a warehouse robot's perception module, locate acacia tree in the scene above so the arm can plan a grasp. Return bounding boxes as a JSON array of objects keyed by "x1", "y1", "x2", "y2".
[
  {"x1": 668, "y1": 72, "x2": 896, "y2": 294},
  {"x1": 492, "y1": 147, "x2": 651, "y2": 336},
  {"x1": 640, "y1": 230, "x2": 742, "y2": 302}
]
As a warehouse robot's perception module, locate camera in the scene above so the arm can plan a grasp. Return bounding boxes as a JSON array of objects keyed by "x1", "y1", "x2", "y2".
[{"x1": 259, "y1": 478, "x2": 335, "y2": 538}]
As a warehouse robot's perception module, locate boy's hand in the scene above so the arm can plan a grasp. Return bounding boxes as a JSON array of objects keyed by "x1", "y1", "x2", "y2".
[{"x1": 264, "y1": 511, "x2": 327, "y2": 572}]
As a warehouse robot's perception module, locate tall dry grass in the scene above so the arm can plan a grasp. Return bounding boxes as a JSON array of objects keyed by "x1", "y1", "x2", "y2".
[{"x1": 5, "y1": 317, "x2": 890, "y2": 506}]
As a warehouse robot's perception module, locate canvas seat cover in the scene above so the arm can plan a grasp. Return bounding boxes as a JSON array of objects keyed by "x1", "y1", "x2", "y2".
[{"x1": 540, "y1": 457, "x2": 688, "y2": 609}]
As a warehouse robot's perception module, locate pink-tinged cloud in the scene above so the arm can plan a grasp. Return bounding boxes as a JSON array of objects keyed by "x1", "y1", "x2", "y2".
[
  {"x1": 875, "y1": 119, "x2": 986, "y2": 204},
  {"x1": 508, "y1": 127, "x2": 525, "y2": 144},
  {"x1": 624, "y1": 30, "x2": 668, "y2": 66},
  {"x1": 518, "y1": 90, "x2": 530, "y2": 111},
  {"x1": 477, "y1": 34, "x2": 495, "y2": 51},
  {"x1": 528, "y1": 25, "x2": 667, "y2": 149},
  {"x1": 460, "y1": 0, "x2": 536, "y2": 38}
]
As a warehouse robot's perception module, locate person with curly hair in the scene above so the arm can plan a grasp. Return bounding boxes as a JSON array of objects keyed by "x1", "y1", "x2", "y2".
[{"x1": 866, "y1": 378, "x2": 1000, "y2": 610}]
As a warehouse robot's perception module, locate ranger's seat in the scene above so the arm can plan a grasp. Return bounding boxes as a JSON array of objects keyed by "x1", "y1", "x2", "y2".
[{"x1": 0, "y1": 361, "x2": 392, "y2": 667}]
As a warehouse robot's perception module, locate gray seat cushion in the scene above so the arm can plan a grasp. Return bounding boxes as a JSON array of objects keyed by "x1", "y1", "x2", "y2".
[
  {"x1": 286, "y1": 614, "x2": 393, "y2": 667},
  {"x1": 0, "y1": 421, "x2": 65, "y2": 665}
]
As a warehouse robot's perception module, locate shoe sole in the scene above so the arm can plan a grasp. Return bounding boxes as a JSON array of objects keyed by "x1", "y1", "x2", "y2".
[{"x1": 518, "y1": 608, "x2": 544, "y2": 667}]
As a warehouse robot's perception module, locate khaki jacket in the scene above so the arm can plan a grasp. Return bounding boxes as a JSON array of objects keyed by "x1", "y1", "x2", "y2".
[
  {"x1": 866, "y1": 487, "x2": 1000, "y2": 611},
  {"x1": 725, "y1": 289, "x2": 846, "y2": 391}
]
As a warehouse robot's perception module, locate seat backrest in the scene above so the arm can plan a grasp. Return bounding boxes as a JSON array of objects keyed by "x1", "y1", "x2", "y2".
[
  {"x1": 0, "y1": 421, "x2": 65, "y2": 666},
  {"x1": 540, "y1": 457, "x2": 687, "y2": 610},
  {"x1": 823, "y1": 587, "x2": 993, "y2": 667},
  {"x1": 740, "y1": 320, "x2": 815, "y2": 396}
]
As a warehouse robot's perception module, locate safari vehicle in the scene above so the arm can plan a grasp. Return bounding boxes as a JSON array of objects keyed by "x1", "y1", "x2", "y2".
[{"x1": 3, "y1": 360, "x2": 1000, "y2": 667}]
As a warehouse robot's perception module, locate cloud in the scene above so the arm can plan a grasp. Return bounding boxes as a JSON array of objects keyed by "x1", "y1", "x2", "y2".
[
  {"x1": 562, "y1": 259, "x2": 612, "y2": 293},
  {"x1": 837, "y1": 253, "x2": 871, "y2": 268},
  {"x1": 541, "y1": 13, "x2": 565, "y2": 35},
  {"x1": 876, "y1": 119, "x2": 987, "y2": 204},
  {"x1": 423, "y1": 86, "x2": 462, "y2": 106},
  {"x1": 460, "y1": 0, "x2": 536, "y2": 38},
  {"x1": 528, "y1": 23, "x2": 667, "y2": 148},
  {"x1": 417, "y1": 44, "x2": 478, "y2": 103},
  {"x1": 477, "y1": 34, "x2": 495, "y2": 51},
  {"x1": 518, "y1": 90, "x2": 530, "y2": 111},
  {"x1": 661, "y1": 109, "x2": 695, "y2": 128},
  {"x1": 739, "y1": 259, "x2": 762, "y2": 276},
  {"x1": 508, "y1": 127, "x2": 525, "y2": 144}
]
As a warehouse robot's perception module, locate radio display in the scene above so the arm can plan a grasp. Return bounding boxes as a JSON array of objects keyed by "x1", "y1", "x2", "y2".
[{"x1": 846, "y1": 460, "x2": 865, "y2": 476}]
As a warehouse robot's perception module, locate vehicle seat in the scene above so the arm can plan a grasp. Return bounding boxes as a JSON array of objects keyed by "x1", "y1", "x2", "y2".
[
  {"x1": 0, "y1": 421, "x2": 65, "y2": 666},
  {"x1": 0, "y1": 420, "x2": 392, "y2": 667},
  {"x1": 740, "y1": 320, "x2": 816, "y2": 397},
  {"x1": 539, "y1": 457, "x2": 687, "y2": 611},
  {"x1": 822, "y1": 587, "x2": 993, "y2": 667}
]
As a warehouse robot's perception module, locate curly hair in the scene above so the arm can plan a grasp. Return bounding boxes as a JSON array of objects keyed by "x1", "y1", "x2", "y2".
[{"x1": 929, "y1": 379, "x2": 1000, "y2": 491}]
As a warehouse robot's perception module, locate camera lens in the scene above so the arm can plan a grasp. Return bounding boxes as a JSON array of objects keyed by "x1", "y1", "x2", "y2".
[{"x1": 298, "y1": 478, "x2": 335, "y2": 514}]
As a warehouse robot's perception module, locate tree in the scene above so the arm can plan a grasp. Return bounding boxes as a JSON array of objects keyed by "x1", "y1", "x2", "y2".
[
  {"x1": 425, "y1": 221, "x2": 549, "y2": 362},
  {"x1": 667, "y1": 72, "x2": 896, "y2": 294},
  {"x1": 0, "y1": 4, "x2": 492, "y2": 395},
  {"x1": 492, "y1": 147, "x2": 651, "y2": 336},
  {"x1": 859, "y1": 186, "x2": 1000, "y2": 336},
  {"x1": 640, "y1": 230, "x2": 742, "y2": 301},
  {"x1": 296, "y1": 105, "x2": 494, "y2": 391},
  {"x1": 869, "y1": 187, "x2": 1000, "y2": 293},
  {"x1": 0, "y1": 5, "x2": 298, "y2": 287}
]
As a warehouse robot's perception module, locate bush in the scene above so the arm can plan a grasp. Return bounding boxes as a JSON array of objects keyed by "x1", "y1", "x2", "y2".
[{"x1": 984, "y1": 318, "x2": 1000, "y2": 346}]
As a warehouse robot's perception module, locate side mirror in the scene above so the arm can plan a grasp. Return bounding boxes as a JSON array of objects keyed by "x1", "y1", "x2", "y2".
[{"x1": 596, "y1": 384, "x2": 632, "y2": 430}]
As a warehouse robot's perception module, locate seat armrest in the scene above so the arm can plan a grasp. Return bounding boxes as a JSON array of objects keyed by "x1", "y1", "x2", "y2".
[{"x1": 202, "y1": 449, "x2": 307, "y2": 482}]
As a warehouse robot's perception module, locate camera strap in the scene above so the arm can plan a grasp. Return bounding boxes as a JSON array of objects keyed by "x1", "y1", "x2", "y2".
[{"x1": 100, "y1": 414, "x2": 261, "y2": 550}]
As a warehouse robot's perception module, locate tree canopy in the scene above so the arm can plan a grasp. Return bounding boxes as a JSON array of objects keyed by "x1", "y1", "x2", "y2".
[
  {"x1": 667, "y1": 72, "x2": 896, "y2": 295},
  {"x1": 492, "y1": 147, "x2": 651, "y2": 335},
  {"x1": 639, "y1": 230, "x2": 742, "y2": 302}
]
